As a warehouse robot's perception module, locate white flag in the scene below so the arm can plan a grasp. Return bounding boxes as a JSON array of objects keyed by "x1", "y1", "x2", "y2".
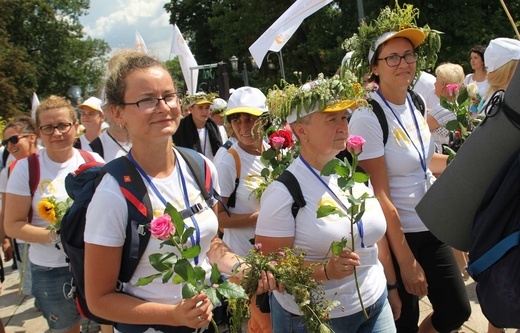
[
  {"x1": 31, "y1": 92, "x2": 40, "y2": 119},
  {"x1": 171, "y1": 24, "x2": 199, "y2": 95},
  {"x1": 135, "y1": 31, "x2": 148, "y2": 54},
  {"x1": 249, "y1": 0, "x2": 332, "y2": 68}
]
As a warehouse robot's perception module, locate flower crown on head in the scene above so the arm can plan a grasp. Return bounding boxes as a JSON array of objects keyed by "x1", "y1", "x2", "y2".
[
  {"x1": 183, "y1": 92, "x2": 219, "y2": 107},
  {"x1": 266, "y1": 72, "x2": 366, "y2": 123},
  {"x1": 342, "y1": 1, "x2": 442, "y2": 82}
]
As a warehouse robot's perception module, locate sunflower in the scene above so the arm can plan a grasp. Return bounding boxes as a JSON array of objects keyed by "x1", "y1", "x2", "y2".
[{"x1": 37, "y1": 198, "x2": 57, "y2": 224}]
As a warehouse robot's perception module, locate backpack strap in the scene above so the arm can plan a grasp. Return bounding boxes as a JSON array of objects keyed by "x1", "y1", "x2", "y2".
[
  {"x1": 175, "y1": 147, "x2": 211, "y2": 199},
  {"x1": 222, "y1": 139, "x2": 234, "y2": 150},
  {"x1": 367, "y1": 99, "x2": 390, "y2": 146},
  {"x1": 103, "y1": 157, "x2": 153, "y2": 283},
  {"x1": 276, "y1": 170, "x2": 306, "y2": 218},
  {"x1": 468, "y1": 230, "x2": 520, "y2": 277},
  {"x1": 89, "y1": 137, "x2": 104, "y2": 159},
  {"x1": 26, "y1": 153, "x2": 40, "y2": 224},
  {"x1": 174, "y1": 147, "x2": 230, "y2": 216},
  {"x1": 409, "y1": 89, "x2": 426, "y2": 116},
  {"x1": 77, "y1": 149, "x2": 97, "y2": 164},
  {"x1": 226, "y1": 148, "x2": 241, "y2": 208}
]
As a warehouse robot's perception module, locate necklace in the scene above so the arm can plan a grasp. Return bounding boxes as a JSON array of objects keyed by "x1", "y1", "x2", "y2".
[{"x1": 106, "y1": 131, "x2": 129, "y2": 153}]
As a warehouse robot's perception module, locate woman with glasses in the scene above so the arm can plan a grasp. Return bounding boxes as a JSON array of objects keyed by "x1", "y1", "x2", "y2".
[
  {"x1": 4, "y1": 96, "x2": 104, "y2": 333},
  {"x1": 347, "y1": 13, "x2": 471, "y2": 333},
  {"x1": 0, "y1": 116, "x2": 38, "y2": 300},
  {"x1": 82, "y1": 50, "x2": 276, "y2": 332}
]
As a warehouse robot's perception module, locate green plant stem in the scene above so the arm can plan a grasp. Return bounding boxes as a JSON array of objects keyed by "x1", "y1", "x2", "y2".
[{"x1": 349, "y1": 157, "x2": 368, "y2": 319}]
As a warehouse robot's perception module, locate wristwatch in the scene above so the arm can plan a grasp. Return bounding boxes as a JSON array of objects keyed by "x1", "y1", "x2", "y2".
[{"x1": 387, "y1": 282, "x2": 399, "y2": 291}]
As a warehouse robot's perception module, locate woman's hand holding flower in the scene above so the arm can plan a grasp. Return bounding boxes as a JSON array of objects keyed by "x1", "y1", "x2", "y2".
[
  {"x1": 326, "y1": 248, "x2": 360, "y2": 280},
  {"x1": 254, "y1": 270, "x2": 282, "y2": 295},
  {"x1": 172, "y1": 292, "x2": 213, "y2": 329}
]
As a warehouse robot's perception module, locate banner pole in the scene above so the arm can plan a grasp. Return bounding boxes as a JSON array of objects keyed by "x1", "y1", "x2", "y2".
[{"x1": 500, "y1": 0, "x2": 520, "y2": 40}]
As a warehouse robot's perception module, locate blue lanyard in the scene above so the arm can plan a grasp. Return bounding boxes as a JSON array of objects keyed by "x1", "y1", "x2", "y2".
[
  {"x1": 376, "y1": 91, "x2": 427, "y2": 179},
  {"x1": 128, "y1": 149, "x2": 201, "y2": 264},
  {"x1": 300, "y1": 156, "x2": 365, "y2": 248}
]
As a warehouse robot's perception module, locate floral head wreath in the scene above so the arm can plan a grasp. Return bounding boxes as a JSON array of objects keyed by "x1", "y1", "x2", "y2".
[
  {"x1": 342, "y1": 1, "x2": 442, "y2": 82},
  {"x1": 266, "y1": 72, "x2": 366, "y2": 124},
  {"x1": 183, "y1": 92, "x2": 219, "y2": 107}
]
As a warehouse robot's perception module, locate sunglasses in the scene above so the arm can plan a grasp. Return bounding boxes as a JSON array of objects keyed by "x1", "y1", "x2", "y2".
[{"x1": 2, "y1": 134, "x2": 29, "y2": 146}]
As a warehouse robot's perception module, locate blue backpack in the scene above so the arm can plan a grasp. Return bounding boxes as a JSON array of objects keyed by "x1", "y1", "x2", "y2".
[
  {"x1": 60, "y1": 147, "x2": 221, "y2": 326},
  {"x1": 467, "y1": 148, "x2": 520, "y2": 328}
]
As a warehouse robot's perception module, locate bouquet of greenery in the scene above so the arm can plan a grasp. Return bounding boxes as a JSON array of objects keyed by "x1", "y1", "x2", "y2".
[
  {"x1": 136, "y1": 203, "x2": 248, "y2": 332},
  {"x1": 239, "y1": 244, "x2": 338, "y2": 333}
]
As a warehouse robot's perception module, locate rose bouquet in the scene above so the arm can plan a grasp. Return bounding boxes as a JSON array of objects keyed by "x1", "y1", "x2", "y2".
[
  {"x1": 441, "y1": 83, "x2": 482, "y2": 160},
  {"x1": 319, "y1": 135, "x2": 372, "y2": 318},
  {"x1": 239, "y1": 244, "x2": 338, "y2": 333},
  {"x1": 252, "y1": 127, "x2": 299, "y2": 200},
  {"x1": 135, "y1": 203, "x2": 248, "y2": 332}
]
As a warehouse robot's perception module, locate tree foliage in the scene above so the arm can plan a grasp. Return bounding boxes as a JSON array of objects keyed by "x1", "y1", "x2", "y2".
[
  {"x1": 165, "y1": 0, "x2": 520, "y2": 93},
  {"x1": 0, "y1": 0, "x2": 110, "y2": 119}
]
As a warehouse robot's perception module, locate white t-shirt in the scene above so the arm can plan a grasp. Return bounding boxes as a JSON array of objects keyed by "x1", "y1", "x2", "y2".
[
  {"x1": 429, "y1": 103, "x2": 457, "y2": 149},
  {"x1": 6, "y1": 149, "x2": 104, "y2": 267},
  {"x1": 197, "y1": 128, "x2": 215, "y2": 161},
  {"x1": 214, "y1": 142, "x2": 269, "y2": 257},
  {"x1": 349, "y1": 92, "x2": 436, "y2": 233},
  {"x1": 84, "y1": 150, "x2": 219, "y2": 305},
  {"x1": 413, "y1": 71, "x2": 440, "y2": 110},
  {"x1": 464, "y1": 74, "x2": 490, "y2": 99},
  {"x1": 256, "y1": 157, "x2": 387, "y2": 317},
  {"x1": 90, "y1": 131, "x2": 132, "y2": 162}
]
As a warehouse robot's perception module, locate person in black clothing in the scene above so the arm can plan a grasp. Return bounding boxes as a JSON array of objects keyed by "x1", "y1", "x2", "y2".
[{"x1": 172, "y1": 92, "x2": 222, "y2": 161}]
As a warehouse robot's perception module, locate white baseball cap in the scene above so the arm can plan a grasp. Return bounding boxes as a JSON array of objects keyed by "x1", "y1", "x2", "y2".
[
  {"x1": 225, "y1": 87, "x2": 268, "y2": 117},
  {"x1": 485, "y1": 38, "x2": 520, "y2": 73},
  {"x1": 77, "y1": 96, "x2": 103, "y2": 114},
  {"x1": 210, "y1": 98, "x2": 227, "y2": 114}
]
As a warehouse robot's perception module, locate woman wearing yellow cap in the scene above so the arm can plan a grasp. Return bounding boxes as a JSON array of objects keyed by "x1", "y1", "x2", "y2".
[
  {"x1": 346, "y1": 4, "x2": 470, "y2": 332},
  {"x1": 256, "y1": 75, "x2": 398, "y2": 332}
]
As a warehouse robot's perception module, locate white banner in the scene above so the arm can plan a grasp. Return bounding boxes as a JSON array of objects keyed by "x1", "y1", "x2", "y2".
[
  {"x1": 31, "y1": 92, "x2": 40, "y2": 119},
  {"x1": 170, "y1": 24, "x2": 199, "y2": 95},
  {"x1": 135, "y1": 31, "x2": 148, "y2": 54},
  {"x1": 249, "y1": 0, "x2": 332, "y2": 68}
]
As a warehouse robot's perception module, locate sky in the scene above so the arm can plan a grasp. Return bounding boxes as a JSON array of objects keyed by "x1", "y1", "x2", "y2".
[{"x1": 80, "y1": 0, "x2": 175, "y2": 61}]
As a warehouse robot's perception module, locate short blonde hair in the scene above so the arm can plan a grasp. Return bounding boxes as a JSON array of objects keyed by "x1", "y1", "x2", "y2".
[
  {"x1": 35, "y1": 95, "x2": 77, "y2": 127},
  {"x1": 486, "y1": 60, "x2": 519, "y2": 98},
  {"x1": 435, "y1": 63, "x2": 464, "y2": 85}
]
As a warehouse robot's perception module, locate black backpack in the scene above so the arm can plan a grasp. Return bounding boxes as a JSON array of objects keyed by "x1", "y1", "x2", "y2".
[
  {"x1": 467, "y1": 149, "x2": 520, "y2": 328},
  {"x1": 60, "y1": 147, "x2": 222, "y2": 326},
  {"x1": 337, "y1": 89, "x2": 426, "y2": 161}
]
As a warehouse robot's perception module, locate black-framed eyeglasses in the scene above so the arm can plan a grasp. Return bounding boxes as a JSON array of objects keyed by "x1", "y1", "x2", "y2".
[
  {"x1": 38, "y1": 123, "x2": 74, "y2": 136},
  {"x1": 120, "y1": 92, "x2": 183, "y2": 114},
  {"x1": 2, "y1": 134, "x2": 29, "y2": 146},
  {"x1": 377, "y1": 52, "x2": 418, "y2": 67}
]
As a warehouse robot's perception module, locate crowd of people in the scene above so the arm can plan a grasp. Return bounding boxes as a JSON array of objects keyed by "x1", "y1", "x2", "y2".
[{"x1": 1, "y1": 3, "x2": 520, "y2": 333}]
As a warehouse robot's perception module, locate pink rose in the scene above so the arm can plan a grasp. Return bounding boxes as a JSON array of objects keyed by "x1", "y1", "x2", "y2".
[
  {"x1": 445, "y1": 83, "x2": 459, "y2": 97},
  {"x1": 254, "y1": 243, "x2": 263, "y2": 250},
  {"x1": 270, "y1": 136, "x2": 285, "y2": 150},
  {"x1": 346, "y1": 135, "x2": 365, "y2": 155},
  {"x1": 269, "y1": 129, "x2": 294, "y2": 150},
  {"x1": 150, "y1": 214, "x2": 174, "y2": 240}
]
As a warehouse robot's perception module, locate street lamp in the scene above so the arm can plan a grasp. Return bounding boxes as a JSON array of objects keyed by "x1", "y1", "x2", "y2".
[
  {"x1": 229, "y1": 55, "x2": 258, "y2": 86},
  {"x1": 266, "y1": 51, "x2": 286, "y2": 81}
]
